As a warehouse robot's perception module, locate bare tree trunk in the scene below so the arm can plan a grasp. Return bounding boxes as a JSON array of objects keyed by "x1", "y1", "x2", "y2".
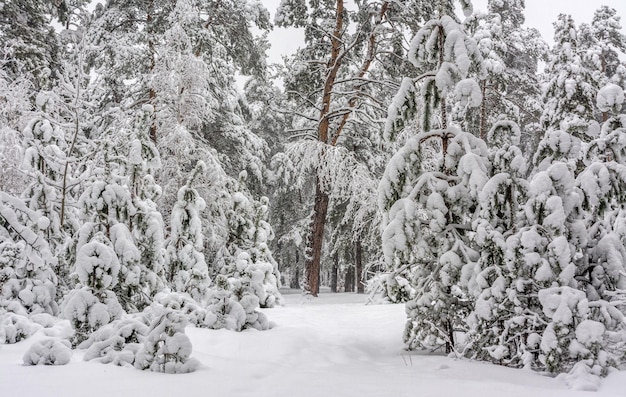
[
  {"x1": 290, "y1": 266, "x2": 300, "y2": 289},
  {"x1": 438, "y1": 24, "x2": 448, "y2": 131},
  {"x1": 355, "y1": 239, "x2": 364, "y2": 294},
  {"x1": 304, "y1": 179, "x2": 330, "y2": 296},
  {"x1": 479, "y1": 79, "x2": 487, "y2": 140},
  {"x1": 344, "y1": 266, "x2": 354, "y2": 292},
  {"x1": 330, "y1": 252, "x2": 338, "y2": 293},
  {"x1": 444, "y1": 318, "x2": 454, "y2": 354},
  {"x1": 147, "y1": 0, "x2": 157, "y2": 143}
]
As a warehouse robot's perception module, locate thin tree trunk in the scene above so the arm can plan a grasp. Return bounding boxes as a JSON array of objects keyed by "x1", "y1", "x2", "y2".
[
  {"x1": 438, "y1": 24, "x2": 447, "y2": 131},
  {"x1": 355, "y1": 239, "x2": 364, "y2": 294},
  {"x1": 291, "y1": 266, "x2": 300, "y2": 289},
  {"x1": 60, "y1": 58, "x2": 82, "y2": 228},
  {"x1": 345, "y1": 265, "x2": 354, "y2": 292},
  {"x1": 304, "y1": 179, "x2": 330, "y2": 296},
  {"x1": 479, "y1": 79, "x2": 487, "y2": 140},
  {"x1": 330, "y1": 252, "x2": 338, "y2": 293},
  {"x1": 445, "y1": 318, "x2": 454, "y2": 354},
  {"x1": 147, "y1": 0, "x2": 157, "y2": 143},
  {"x1": 291, "y1": 250, "x2": 301, "y2": 289}
]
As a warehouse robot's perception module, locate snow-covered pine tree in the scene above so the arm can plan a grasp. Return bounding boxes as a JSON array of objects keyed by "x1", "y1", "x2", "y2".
[
  {"x1": 541, "y1": 14, "x2": 597, "y2": 141},
  {"x1": 579, "y1": 6, "x2": 626, "y2": 123},
  {"x1": 385, "y1": 129, "x2": 489, "y2": 354},
  {"x1": 0, "y1": 192, "x2": 58, "y2": 317},
  {"x1": 164, "y1": 161, "x2": 210, "y2": 303},
  {"x1": 60, "y1": 233, "x2": 124, "y2": 347},
  {"x1": 486, "y1": 126, "x2": 588, "y2": 373},
  {"x1": 126, "y1": 107, "x2": 166, "y2": 310},
  {"x1": 380, "y1": 1, "x2": 487, "y2": 354},
  {"x1": 462, "y1": 0, "x2": 546, "y2": 146},
  {"x1": 464, "y1": 120, "x2": 531, "y2": 365},
  {"x1": 74, "y1": 106, "x2": 165, "y2": 313},
  {"x1": 214, "y1": 173, "x2": 282, "y2": 308},
  {"x1": 134, "y1": 307, "x2": 199, "y2": 373},
  {"x1": 0, "y1": 68, "x2": 30, "y2": 195},
  {"x1": 0, "y1": 0, "x2": 63, "y2": 91},
  {"x1": 573, "y1": 84, "x2": 626, "y2": 376}
]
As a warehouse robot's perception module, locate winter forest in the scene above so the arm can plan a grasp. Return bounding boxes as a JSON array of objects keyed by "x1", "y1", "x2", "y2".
[{"x1": 2, "y1": 0, "x2": 626, "y2": 393}]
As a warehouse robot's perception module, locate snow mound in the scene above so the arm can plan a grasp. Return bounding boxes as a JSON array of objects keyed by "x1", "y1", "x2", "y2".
[{"x1": 23, "y1": 339, "x2": 72, "y2": 365}]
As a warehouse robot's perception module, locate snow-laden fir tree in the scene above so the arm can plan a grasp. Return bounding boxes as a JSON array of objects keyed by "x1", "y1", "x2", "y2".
[
  {"x1": 20, "y1": 98, "x2": 68, "y2": 259},
  {"x1": 60, "y1": 233, "x2": 124, "y2": 347},
  {"x1": 488, "y1": 127, "x2": 588, "y2": 373},
  {"x1": 462, "y1": 0, "x2": 546, "y2": 145},
  {"x1": 541, "y1": 14, "x2": 597, "y2": 141},
  {"x1": 22, "y1": 27, "x2": 107, "y2": 293},
  {"x1": 0, "y1": 192, "x2": 58, "y2": 317},
  {"x1": 464, "y1": 120, "x2": 530, "y2": 365},
  {"x1": 164, "y1": 161, "x2": 210, "y2": 303},
  {"x1": 134, "y1": 307, "x2": 199, "y2": 374},
  {"x1": 380, "y1": 2, "x2": 487, "y2": 353},
  {"x1": 81, "y1": 315, "x2": 149, "y2": 366},
  {"x1": 0, "y1": 68, "x2": 30, "y2": 194},
  {"x1": 579, "y1": 6, "x2": 626, "y2": 122},
  {"x1": 573, "y1": 84, "x2": 626, "y2": 376},
  {"x1": 126, "y1": 107, "x2": 167, "y2": 310},
  {"x1": 215, "y1": 173, "x2": 282, "y2": 308},
  {"x1": 72, "y1": 104, "x2": 166, "y2": 312},
  {"x1": 379, "y1": 127, "x2": 490, "y2": 353}
]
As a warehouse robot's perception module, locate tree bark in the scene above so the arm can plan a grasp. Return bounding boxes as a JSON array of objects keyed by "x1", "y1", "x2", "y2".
[
  {"x1": 479, "y1": 79, "x2": 487, "y2": 140},
  {"x1": 345, "y1": 266, "x2": 354, "y2": 292},
  {"x1": 290, "y1": 266, "x2": 300, "y2": 289},
  {"x1": 330, "y1": 252, "x2": 339, "y2": 293},
  {"x1": 147, "y1": 0, "x2": 157, "y2": 143},
  {"x1": 303, "y1": 1, "x2": 389, "y2": 297},
  {"x1": 355, "y1": 239, "x2": 364, "y2": 294},
  {"x1": 304, "y1": 178, "x2": 330, "y2": 296}
]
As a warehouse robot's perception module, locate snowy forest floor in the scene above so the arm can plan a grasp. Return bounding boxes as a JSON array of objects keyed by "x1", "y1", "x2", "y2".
[{"x1": 2, "y1": 289, "x2": 626, "y2": 396}]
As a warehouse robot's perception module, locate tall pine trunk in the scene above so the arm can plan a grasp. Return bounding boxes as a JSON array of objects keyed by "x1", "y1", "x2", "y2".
[
  {"x1": 301, "y1": 1, "x2": 388, "y2": 297},
  {"x1": 304, "y1": 179, "x2": 330, "y2": 296}
]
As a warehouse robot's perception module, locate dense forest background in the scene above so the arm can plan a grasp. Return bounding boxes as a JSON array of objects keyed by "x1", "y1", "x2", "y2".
[{"x1": 1, "y1": 0, "x2": 626, "y2": 383}]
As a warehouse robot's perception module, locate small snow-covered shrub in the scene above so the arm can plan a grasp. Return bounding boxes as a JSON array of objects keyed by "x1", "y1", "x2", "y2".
[
  {"x1": 82, "y1": 316, "x2": 149, "y2": 366},
  {"x1": 151, "y1": 291, "x2": 206, "y2": 327},
  {"x1": 228, "y1": 252, "x2": 282, "y2": 309},
  {"x1": 29, "y1": 313, "x2": 57, "y2": 328},
  {"x1": 23, "y1": 339, "x2": 71, "y2": 365},
  {"x1": 0, "y1": 312, "x2": 35, "y2": 344},
  {"x1": 62, "y1": 288, "x2": 123, "y2": 347},
  {"x1": 366, "y1": 272, "x2": 414, "y2": 304},
  {"x1": 204, "y1": 276, "x2": 270, "y2": 331},
  {"x1": 134, "y1": 308, "x2": 199, "y2": 374},
  {"x1": 204, "y1": 288, "x2": 247, "y2": 331},
  {"x1": 0, "y1": 240, "x2": 58, "y2": 316},
  {"x1": 61, "y1": 237, "x2": 124, "y2": 346}
]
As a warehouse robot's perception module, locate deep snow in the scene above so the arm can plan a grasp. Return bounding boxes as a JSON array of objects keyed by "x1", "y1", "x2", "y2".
[{"x1": 1, "y1": 289, "x2": 625, "y2": 396}]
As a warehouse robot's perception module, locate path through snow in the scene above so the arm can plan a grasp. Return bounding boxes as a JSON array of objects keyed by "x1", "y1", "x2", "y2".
[{"x1": 1, "y1": 289, "x2": 625, "y2": 396}]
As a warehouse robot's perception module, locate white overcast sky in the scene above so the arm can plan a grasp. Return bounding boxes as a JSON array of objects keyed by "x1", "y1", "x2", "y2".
[{"x1": 263, "y1": 0, "x2": 626, "y2": 64}]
